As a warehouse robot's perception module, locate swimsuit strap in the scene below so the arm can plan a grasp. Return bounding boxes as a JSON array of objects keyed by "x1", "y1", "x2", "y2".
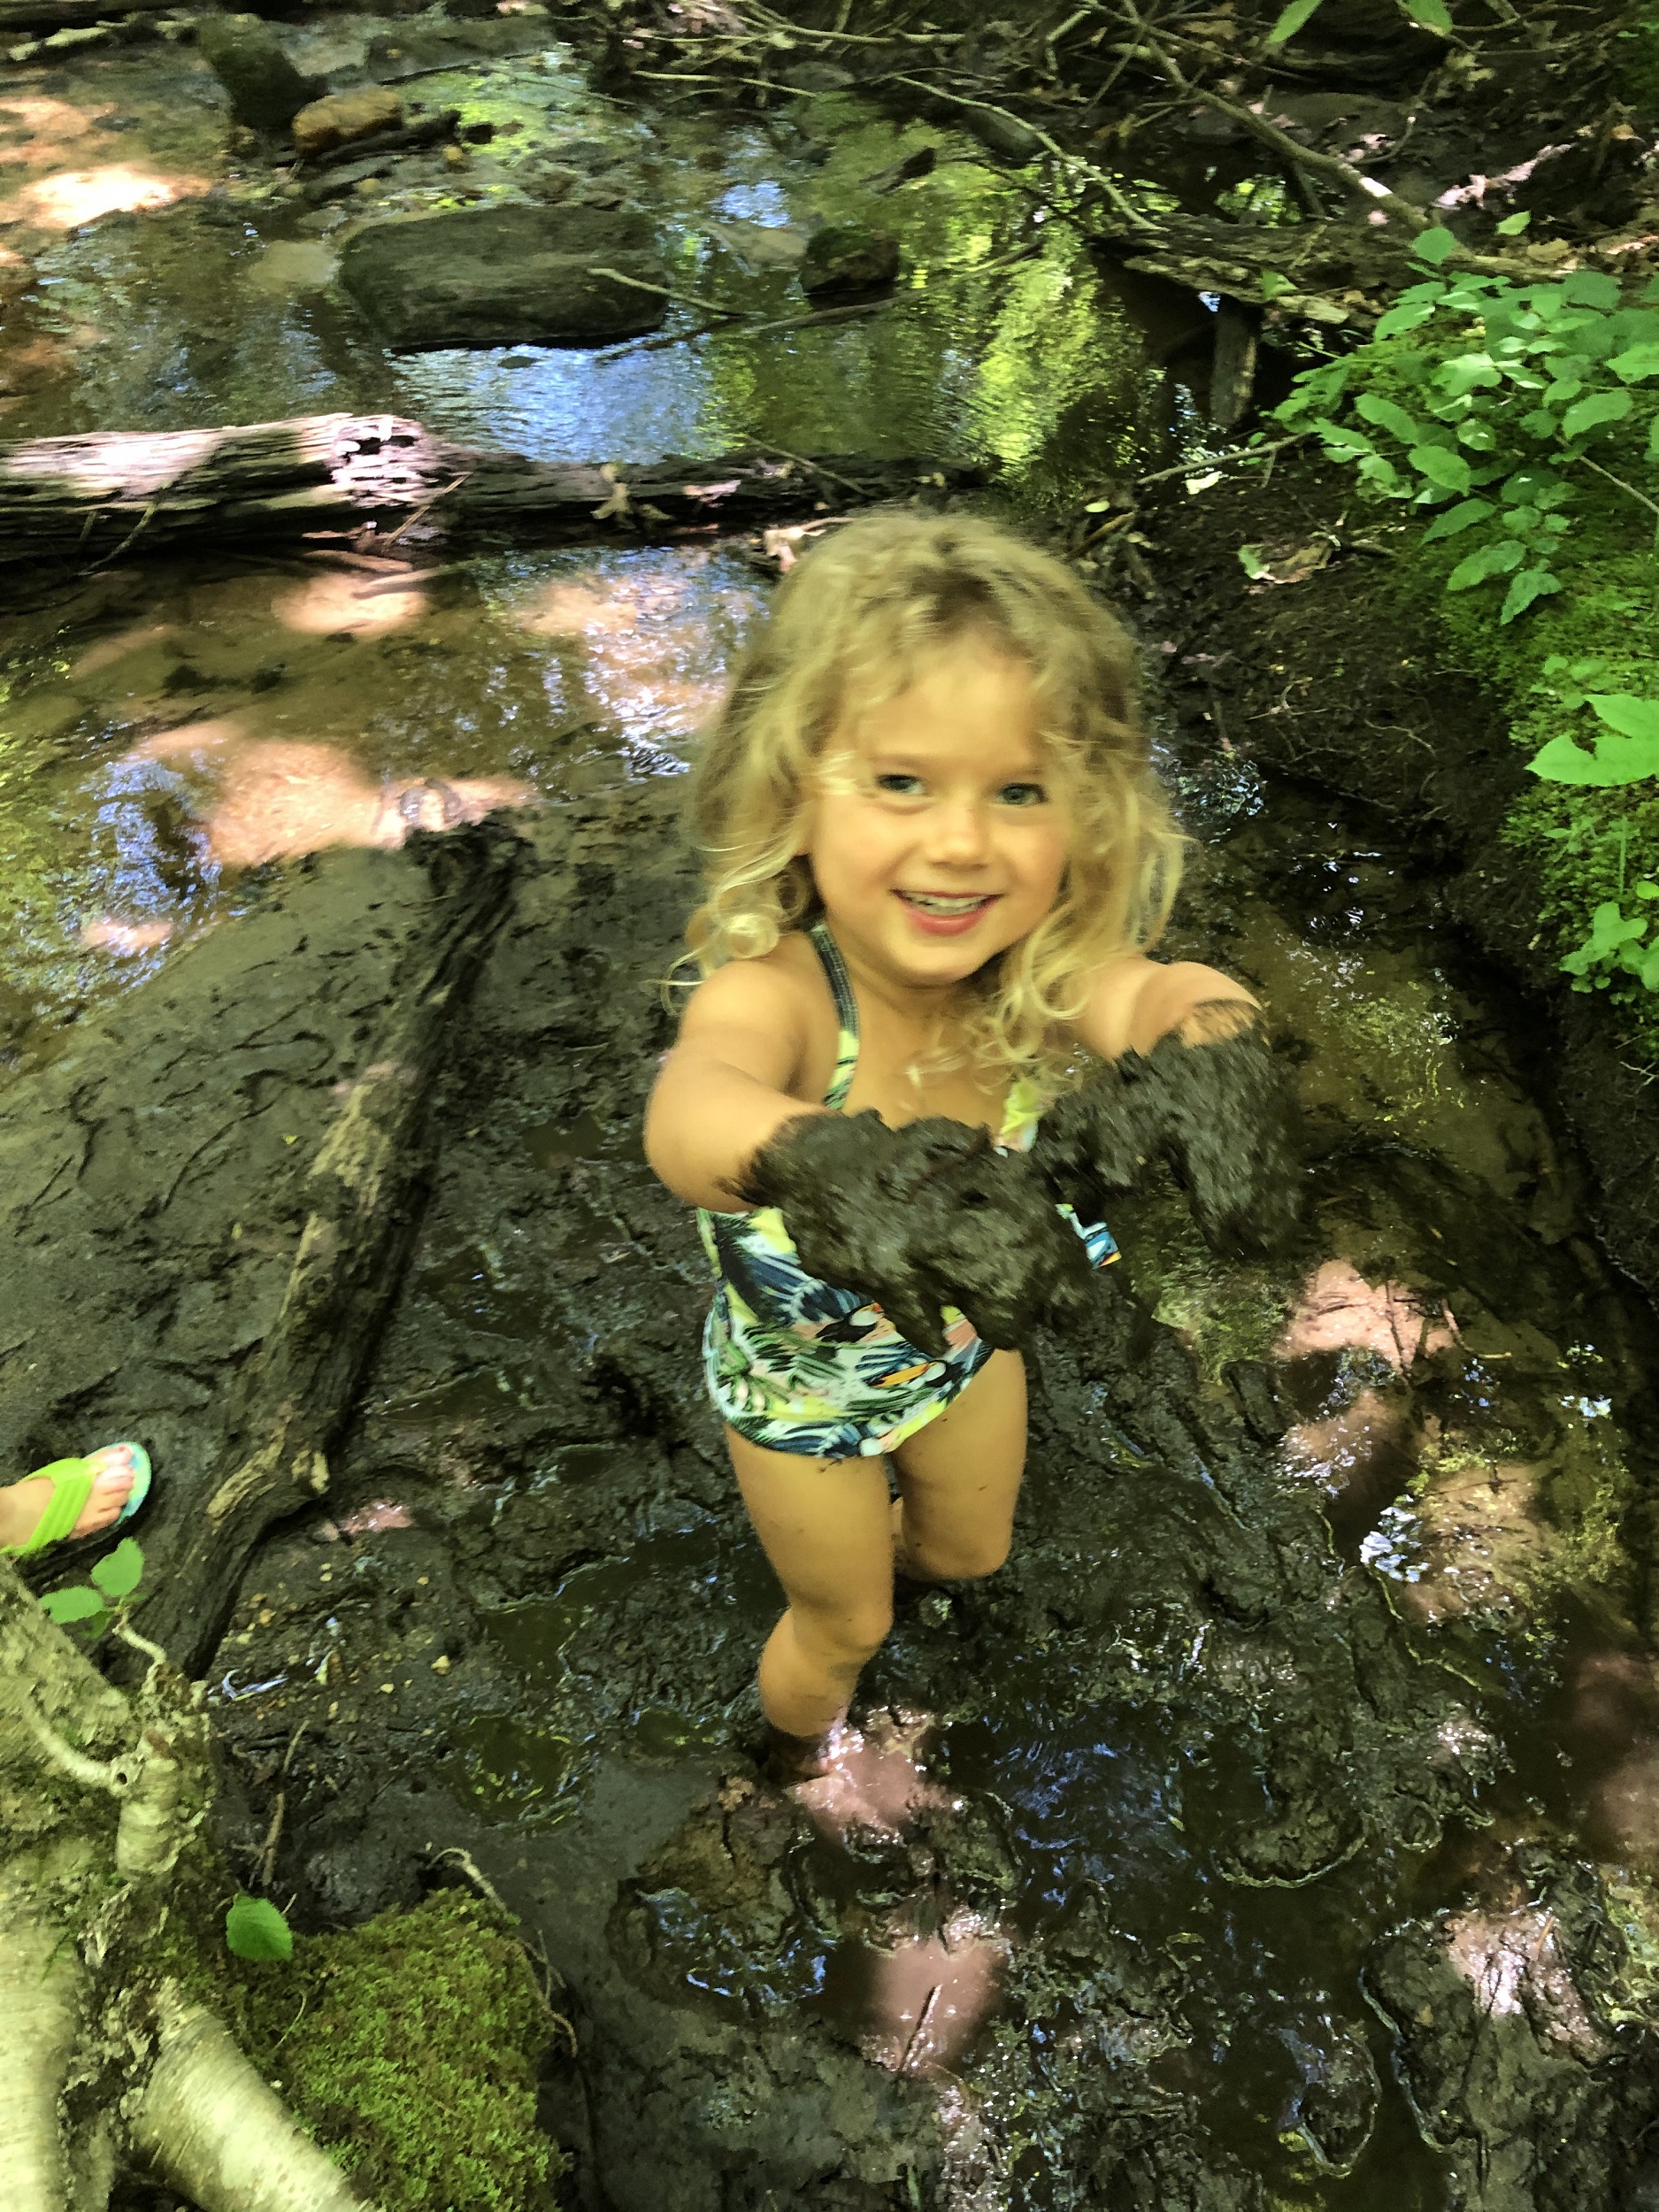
[{"x1": 808, "y1": 922, "x2": 860, "y2": 1110}]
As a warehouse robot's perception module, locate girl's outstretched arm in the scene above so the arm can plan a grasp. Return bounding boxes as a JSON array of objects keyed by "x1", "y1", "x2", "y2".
[
  {"x1": 644, "y1": 959, "x2": 824, "y2": 1211},
  {"x1": 1068, "y1": 953, "x2": 1260, "y2": 1064}
]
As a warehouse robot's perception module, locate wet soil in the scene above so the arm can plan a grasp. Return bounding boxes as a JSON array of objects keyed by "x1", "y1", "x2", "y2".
[
  {"x1": 6, "y1": 13, "x2": 1659, "y2": 2212},
  {"x1": 1147, "y1": 459, "x2": 1659, "y2": 1330}
]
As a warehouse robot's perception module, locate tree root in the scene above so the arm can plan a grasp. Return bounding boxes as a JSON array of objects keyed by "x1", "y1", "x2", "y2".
[{"x1": 131, "y1": 1993, "x2": 365, "y2": 2212}]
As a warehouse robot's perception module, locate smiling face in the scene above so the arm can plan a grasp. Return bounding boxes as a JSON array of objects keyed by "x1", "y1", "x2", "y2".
[{"x1": 800, "y1": 630, "x2": 1071, "y2": 995}]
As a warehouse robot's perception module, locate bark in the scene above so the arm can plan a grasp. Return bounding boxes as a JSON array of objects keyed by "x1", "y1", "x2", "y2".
[
  {"x1": 0, "y1": 0, "x2": 171, "y2": 26},
  {"x1": 0, "y1": 1903, "x2": 83, "y2": 2212},
  {"x1": 131, "y1": 1996, "x2": 365, "y2": 2212},
  {"x1": 141, "y1": 824, "x2": 519, "y2": 1675},
  {"x1": 0, "y1": 412, "x2": 985, "y2": 573}
]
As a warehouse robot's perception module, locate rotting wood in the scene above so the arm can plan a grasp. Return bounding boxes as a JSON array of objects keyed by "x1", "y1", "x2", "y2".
[
  {"x1": 0, "y1": 0, "x2": 173, "y2": 27},
  {"x1": 142, "y1": 823, "x2": 519, "y2": 1675},
  {"x1": 0, "y1": 412, "x2": 985, "y2": 573}
]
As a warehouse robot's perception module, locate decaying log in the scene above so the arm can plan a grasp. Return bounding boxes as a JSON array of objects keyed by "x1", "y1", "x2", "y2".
[
  {"x1": 0, "y1": 412, "x2": 985, "y2": 572},
  {"x1": 142, "y1": 825, "x2": 519, "y2": 1674},
  {"x1": 1089, "y1": 208, "x2": 1419, "y2": 325},
  {"x1": 0, "y1": 0, "x2": 171, "y2": 27}
]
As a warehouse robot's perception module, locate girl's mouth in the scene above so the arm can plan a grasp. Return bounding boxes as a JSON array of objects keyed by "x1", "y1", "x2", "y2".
[{"x1": 896, "y1": 890, "x2": 998, "y2": 936}]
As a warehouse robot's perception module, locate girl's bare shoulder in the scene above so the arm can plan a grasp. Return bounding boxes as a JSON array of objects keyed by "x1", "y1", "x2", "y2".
[{"x1": 676, "y1": 933, "x2": 836, "y2": 1079}]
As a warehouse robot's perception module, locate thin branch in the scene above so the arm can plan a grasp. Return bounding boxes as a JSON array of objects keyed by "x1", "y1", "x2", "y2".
[
  {"x1": 1134, "y1": 431, "x2": 1313, "y2": 487},
  {"x1": 583, "y1": 265, "x2": 751, "y2": 319},
  {"x1": 1574, "y1": 449, "x2": 1659, "y2": 544},
  {"x1": 886, "y1": 73, "x2": 1157, "y2": 230},
  {"x1": 19, "y1": 1691, "x2": 131, "y2": 1793}
]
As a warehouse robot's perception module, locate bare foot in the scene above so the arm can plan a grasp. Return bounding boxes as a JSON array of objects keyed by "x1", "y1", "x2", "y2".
[{"x1": 0, "y1": 1444, "x2": 140, "y2": 1552}]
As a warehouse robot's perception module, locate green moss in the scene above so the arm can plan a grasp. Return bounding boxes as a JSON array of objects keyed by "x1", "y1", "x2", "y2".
[{"x1": 233, "y1": 1890, "x2": 565, "y2": 2212}]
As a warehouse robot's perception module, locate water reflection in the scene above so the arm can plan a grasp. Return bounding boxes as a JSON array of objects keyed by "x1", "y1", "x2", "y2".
[{"x1": 127, "y1": 725, "x2": 529, "y2": 869}]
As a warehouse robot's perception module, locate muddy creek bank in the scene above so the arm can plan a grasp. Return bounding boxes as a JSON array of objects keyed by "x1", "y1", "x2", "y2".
[{"x1": 4, "y1": 11, "x2": 1659, "y2": 2210}]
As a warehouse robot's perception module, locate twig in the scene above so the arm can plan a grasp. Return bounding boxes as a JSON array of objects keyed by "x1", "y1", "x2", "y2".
[
  {"x1": 748, "y1": 442, "x2": 879, "y2": 496},
  {"x1": 379, "y1": 471, "x2": 472, "y2": 549},
  {"x1": 257, "y1": 1720, "x2": 309, "y2": 1891},
  {"x1": 1573, "y1": 450, "x2": 1659, "y2": 545},
  {"x1": 584, "y1": 265, "x2": 750, "y2": 319},
  {"x1": 887, "y1": 73, "x2": 1158, "y2": 231},
  {"x1": 899, "y1": 1983, "x2": 942, "y2": 2076},
  {"x1": 594, "y1": 296, "x2": 886, "y2": 361},
  {"x1": 1134, "y1": 431, "x2": 1313, "y2": 487},
  {"x1": 351, "y1": 562, "x2": 469, "y2": 598}
]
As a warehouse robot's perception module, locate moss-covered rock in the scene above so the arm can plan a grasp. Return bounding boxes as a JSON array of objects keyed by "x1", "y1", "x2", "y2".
[{"x1": 234, "y1": 1890, "x2": 565, "y2": 2212}]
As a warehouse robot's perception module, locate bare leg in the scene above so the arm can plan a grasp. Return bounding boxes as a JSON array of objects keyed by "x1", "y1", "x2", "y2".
[
  {"x1": 889, "y1": 1350, "x2": 1027, "y2": 1583},
  {"x1": 0, "y1": 1444, "x2": 140, "y2": 1554},
  {"x1": 727, "y1": 1430, "x2": 895, "y2": 1738}
]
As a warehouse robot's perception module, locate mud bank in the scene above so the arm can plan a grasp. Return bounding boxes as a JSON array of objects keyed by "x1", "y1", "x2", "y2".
[
  {"x1": 14, "y1": 763, "x2": 1646, "y2": 2206},
  {"x1": 1147, "y1": 457, "x2": 1659, "y2": 1329}
]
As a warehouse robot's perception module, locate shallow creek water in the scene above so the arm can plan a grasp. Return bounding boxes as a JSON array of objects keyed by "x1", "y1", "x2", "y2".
[{"x1": 6, "y1": 19, "x2": 1659, "y2": 2211}]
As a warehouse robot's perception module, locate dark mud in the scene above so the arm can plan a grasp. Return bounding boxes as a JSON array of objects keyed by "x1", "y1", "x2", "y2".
[
  {"x1": 1147, "y1": 457, "x2": 1659, "y2": 1346},
  {"x1": 13, "y1": 764, "x2": 1644, "y2": 2207}
]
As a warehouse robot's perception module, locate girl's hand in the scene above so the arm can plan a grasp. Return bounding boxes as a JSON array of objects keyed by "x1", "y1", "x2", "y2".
[
  {"x1": 736, "y1": 1111, "x2": 1094, "y2": 1356},
  {"x1": 1033, "y1": 1003, "x2": 1302, "y2": 1257}
]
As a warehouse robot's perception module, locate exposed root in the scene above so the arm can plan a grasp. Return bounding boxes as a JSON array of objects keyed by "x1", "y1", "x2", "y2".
[
  {"x1": 0, "y1": 1900, "x2": 85, "y2": 2212},
  {"x1": 130, "y1": 1991, "x2": 370, "y2": 2212}
]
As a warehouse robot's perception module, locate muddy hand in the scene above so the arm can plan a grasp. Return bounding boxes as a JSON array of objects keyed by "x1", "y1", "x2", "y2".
[
  {"x1": 735, "y1": 1112, "x2": 1094, "y2": 1356},
  {"x1": 1033, "y1": 1007, "x2": 1302, "y2": 1257}
]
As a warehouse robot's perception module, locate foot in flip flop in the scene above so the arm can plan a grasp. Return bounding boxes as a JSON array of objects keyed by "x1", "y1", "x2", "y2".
[{"x1": 0, "y1": 1443, "x2": 151, "y2": 1557}]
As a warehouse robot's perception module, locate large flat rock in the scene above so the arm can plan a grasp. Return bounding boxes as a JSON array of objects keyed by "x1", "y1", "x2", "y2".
[{"x1": 336, "y1": 203, "x2": 669, "y2": 350}]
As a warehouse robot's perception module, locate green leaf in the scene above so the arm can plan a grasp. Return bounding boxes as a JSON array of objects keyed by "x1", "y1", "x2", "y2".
[
  {"x1": 1355, "y1": 392, "x2": 1424, "y2": 444},
  {"x1": 1259, "y1": 269, "x2": 1294, "y2": 302},
  {"x1": 1374, "y1": 294, "x2": 1444, "y2": 339},
  {"x1": 1560, "y1": 388, "x2": 1634, "y2": 441},
  {"x1": 1587, "y1": 694, "x2": 1659, "y2": 743},
  {"x1": 226, "y1": 1895, "x2": 293, "y2": 1964},
  {"x1": 1496, "y1": 211, "x2": 1532, "y2": 236},
  {"x1": 1649, "y1": 418, "x2": 1659, "y2": 463},
  {"x1": 1562, "y1": 270, "x2": 1622, "y2": 311},
  {"x1": 1435, "y1": 351, "x2": 1501, "y2": 396},
  {"x1": 1447, "y1": 539, "x2": 1525, "y2": 589},
  {"x1": 1409, "y1": 443, "x2": 1472, "y2": 492},
  {"x1": 1521, "y1": 409, "x2": 1559, "y2": 439},
  {"x1": 1609, "y1": 343, "x2": 1659, "y2": 383},
  {"x1": 1398, "y1": 0, "x2": 1454, "y2": 28},
  {"x1": 1636, "y1": 942, "x2": 1659, "y2": 993},
  {"x1": 1265, "y1": 0, "x2": 1325, "y2": 42},
  {"x1": 1501, "y1": 566, "x2": 1562, "y2": 623},
  {"x1": 40, "y1": 1586, "x2": 106, "y2": 1624},
  {"x1": 1421, "y1": 498, "x2": 1494, "y2": 541},
  {"x1": 1525, "y1": 735, "x2": 1659, "y2": 785},
  {"x1": 1238, "y1": 545, "x2": 1269, "y2": 579},
  {"x1": 1542, "y1": 376, "x2": 1585, "y2": 409},
  {"x1": 1411, "y1": 227, "x2": 1459, "y2": 267},
  {"x1": 89, "y1": 1537, "x2": 143, "y2": 1601}
]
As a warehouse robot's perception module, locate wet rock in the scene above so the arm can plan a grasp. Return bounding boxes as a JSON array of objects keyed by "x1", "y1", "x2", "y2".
[
  {"x1": 798, "y1": 222, "x2": 900, "y2": 301},
  {"x1": 336, "y1": 204, "x2": 669, "y2": 350},
  {"x1": 292, "y1": 86, "x2": 403, "y2": 158},
  {"x1": 196, "y1": 14, "x2": 322, "y2": 134},
  {"x1": 1368, "y1": 1849, "x2": 1657, "y2": 2208}
]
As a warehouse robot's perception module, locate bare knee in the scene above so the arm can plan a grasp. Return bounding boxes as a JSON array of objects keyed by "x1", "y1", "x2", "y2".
[
  {"x1": 792, "y1": 1598, "x2": 893, "y2": 1668},
  {"x1": 905, "y1": 1532, "x2": 1010, "y2": 1582}
]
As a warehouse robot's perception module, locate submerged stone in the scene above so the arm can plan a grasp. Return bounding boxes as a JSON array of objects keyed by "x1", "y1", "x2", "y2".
[
  {"x1": 798, "y1": 221, "x2": 900, "y2": 300},
  {"x1": 336, "y1": 204, "x2": 669, "y2": 349}
]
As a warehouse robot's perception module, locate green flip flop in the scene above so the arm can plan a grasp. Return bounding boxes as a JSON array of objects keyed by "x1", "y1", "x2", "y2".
[{"x1": 4, "y1": 1443, "x2": 153, "y2": 1559}]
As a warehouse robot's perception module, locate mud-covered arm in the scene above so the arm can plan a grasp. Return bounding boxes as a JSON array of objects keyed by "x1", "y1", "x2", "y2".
[
  {"x1": 739, "y1": 1111, "x2": 1094, "y2": 1358},
  {"x1": 644, "y1": 960, "x2": 828, "y2": 1213},
  {"x1": 1035, "y1": 995, "x2": 1302, "y2": 1257}
]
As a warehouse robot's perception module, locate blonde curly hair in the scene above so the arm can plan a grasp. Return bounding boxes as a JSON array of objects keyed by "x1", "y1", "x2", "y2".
[{"x1": 685, "y1": 509, "x2": 1184, "y2": 1096}]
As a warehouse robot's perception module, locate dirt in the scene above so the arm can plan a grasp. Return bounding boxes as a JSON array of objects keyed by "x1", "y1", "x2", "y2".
[
  {"x1": 1146, "y1": 457, "x2": 1659, "y2": 1372},
  {"x1": 12, "y1": 759, "x2": 1631, "y2": 2208}
]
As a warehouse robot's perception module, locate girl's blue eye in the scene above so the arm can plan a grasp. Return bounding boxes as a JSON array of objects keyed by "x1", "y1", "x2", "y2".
[
  {"x1": 998, "y1": 782, "x2": 1047, "y2": 808},
  {"x1": 874, "y1": 772, "x2": 926, "y2": 797}
]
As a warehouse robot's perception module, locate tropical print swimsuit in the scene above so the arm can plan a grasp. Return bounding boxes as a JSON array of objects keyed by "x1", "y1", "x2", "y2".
[{"x1": 697, "y1": 923, "x2": 1118, "y2": 1461}]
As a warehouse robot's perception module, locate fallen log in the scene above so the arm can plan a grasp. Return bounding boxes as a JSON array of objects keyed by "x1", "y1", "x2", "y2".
[
  {"x1": 0, "y1": 0, "x2": 171, "y2": 27},
  {"x1": 0, "y1": 411, "x2": 985, "y2": 573}
]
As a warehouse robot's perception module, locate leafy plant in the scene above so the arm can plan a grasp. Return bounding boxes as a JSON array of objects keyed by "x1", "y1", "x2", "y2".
[
  {"x1": 38, "y1": 1536, "x2": 145, "y2": 1639},
  {"x1": 1277, "y1": 247, "x2": 1659, "y2": 624},
  {"x1": 1527, "y1": 691, "x2": 1659, "y2": 989}
]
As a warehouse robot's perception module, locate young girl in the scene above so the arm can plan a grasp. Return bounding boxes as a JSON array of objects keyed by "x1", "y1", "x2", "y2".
[{"x1": 644, "y1": 512, "x2": 1262, "y2": 1772}]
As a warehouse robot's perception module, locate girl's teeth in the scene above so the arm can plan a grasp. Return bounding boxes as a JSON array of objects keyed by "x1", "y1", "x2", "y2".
[{"x1": 907, "y1": 894, "x2": 986, "y2": 914}]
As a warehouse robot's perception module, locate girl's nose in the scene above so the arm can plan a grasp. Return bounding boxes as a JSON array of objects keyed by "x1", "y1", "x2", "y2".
[{"x1": 924, "y1": 799, "x2": 990, "y2": 864}]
